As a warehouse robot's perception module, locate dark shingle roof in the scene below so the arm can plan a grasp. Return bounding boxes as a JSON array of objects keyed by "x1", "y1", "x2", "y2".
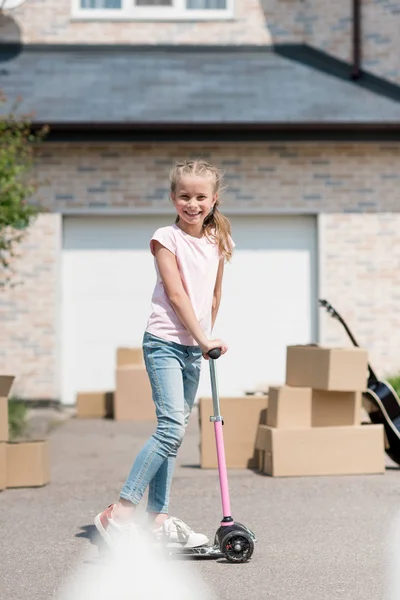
[{"x1": 0, "y1": 44, "x2": 399, "y2": 125}]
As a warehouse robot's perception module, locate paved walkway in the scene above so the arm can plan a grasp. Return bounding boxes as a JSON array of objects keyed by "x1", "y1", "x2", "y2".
[{"x1": 1, "y1": 408, "x2": 399, "y2": 600}]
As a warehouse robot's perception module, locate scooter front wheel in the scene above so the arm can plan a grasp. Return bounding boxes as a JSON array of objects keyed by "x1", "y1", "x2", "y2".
[{"x1": 221, "y1": 530, "x2": 254, "y2": 563}]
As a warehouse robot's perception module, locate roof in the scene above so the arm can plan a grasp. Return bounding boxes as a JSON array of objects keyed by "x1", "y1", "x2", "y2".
[{"x1": 0, "y1": 44, "x2": 400, "y2": 127}]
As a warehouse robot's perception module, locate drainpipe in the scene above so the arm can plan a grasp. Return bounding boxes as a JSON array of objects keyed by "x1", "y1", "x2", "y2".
[{"x1": 351, "y1": 0, "x2": 362, "y2": 80}]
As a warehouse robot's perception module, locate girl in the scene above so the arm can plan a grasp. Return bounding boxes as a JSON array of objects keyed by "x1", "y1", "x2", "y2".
[{"x1": 94, "y1": 160, "x2": 234, "y2": 549}]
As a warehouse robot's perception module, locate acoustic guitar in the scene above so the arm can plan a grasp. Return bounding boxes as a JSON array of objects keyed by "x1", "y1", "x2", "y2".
[{"x1": 319, "y1": 298, "x2": 400, "y2": 465}]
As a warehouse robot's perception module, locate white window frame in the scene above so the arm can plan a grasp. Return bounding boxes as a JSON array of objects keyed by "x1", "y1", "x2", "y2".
[{"x1": 72, "y1": 0, "x2": 233, "y2": 20}]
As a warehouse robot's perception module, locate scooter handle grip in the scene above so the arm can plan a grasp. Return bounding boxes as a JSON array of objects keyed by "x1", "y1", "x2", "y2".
[{"x1": 208, "y1": 348, "x2": 221, "y2": 360}]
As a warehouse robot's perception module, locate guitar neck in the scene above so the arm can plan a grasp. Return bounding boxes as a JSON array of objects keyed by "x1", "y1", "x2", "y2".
[{"x1": 337, "y1": 319, "x2": 360, "y2": 349}]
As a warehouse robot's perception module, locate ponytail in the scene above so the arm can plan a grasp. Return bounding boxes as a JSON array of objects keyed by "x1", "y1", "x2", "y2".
[{"x1": 202, "y1": 204, "x2": 233, "y2": 262}]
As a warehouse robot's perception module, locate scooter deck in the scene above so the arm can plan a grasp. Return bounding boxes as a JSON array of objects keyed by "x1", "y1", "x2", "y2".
[{"x1": 168, "y1": 544, "x2": 223, "y2": 558}]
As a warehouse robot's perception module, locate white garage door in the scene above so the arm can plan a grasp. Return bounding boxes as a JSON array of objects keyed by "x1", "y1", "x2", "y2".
[{"x1": 61, "y1": 215, "x2": 317, "y2": 405}]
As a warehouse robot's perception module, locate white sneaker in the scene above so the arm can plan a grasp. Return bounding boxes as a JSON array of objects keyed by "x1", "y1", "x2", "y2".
[
  {"x1": 153, "y1": 517, "x2": 209, "y2": 549},
  {"x1": 94, "y1": 504, "x2": 137, "y2": 549}
]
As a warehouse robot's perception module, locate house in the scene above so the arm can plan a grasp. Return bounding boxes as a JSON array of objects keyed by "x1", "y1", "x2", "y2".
[{"x1": 0, "y1": 0, "x2": 400, "y2": 405}]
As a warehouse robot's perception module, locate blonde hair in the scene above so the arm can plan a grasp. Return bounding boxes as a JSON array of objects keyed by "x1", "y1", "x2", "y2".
[{"x1": 170, "y1": 160, "x2": 233, "y2": 262}]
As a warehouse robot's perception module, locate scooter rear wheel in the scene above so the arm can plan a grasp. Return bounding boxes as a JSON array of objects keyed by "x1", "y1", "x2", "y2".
[{"x1": 221, "y1": 530, "x2": 254, "y2": 563}]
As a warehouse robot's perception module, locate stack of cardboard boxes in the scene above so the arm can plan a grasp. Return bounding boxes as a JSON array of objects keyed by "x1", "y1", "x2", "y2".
[
  {"x1": 76, "y1": 347, "x2": 155, "y2": 421},
  {"x1": 256, "y1": 345, "x2": 385, "y2": 477},
  {"x1": 0, "y1": 375, "x2": 50, "y2": 490},
  {"x1": 75, "y1": 342, "x2": 385, "y2": 478}
]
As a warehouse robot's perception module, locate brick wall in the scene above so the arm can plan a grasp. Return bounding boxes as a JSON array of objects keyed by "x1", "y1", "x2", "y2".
[
  {"x1": 320, "y1": 213, "x2": 400, "y2": 379},
  {"x1": 301, "y1": 0, "x2": 352, "y2": 65},
  {"x1": 2, "y1": 142, "x2": 400, "y2": 399},
  {"x1": 0, "y1": 214, "x2": 61, "y2": 400},
  {"x1": 259, "y1": 0, "x2": 304, "y2": 42},
  {"x1": 363, "y1": 0, "x2": 400, "y2": 84},
  {"x1": 35, "y1": 142, "x2": 400, "y2": 213},
  {"x1": 301, "y1": 0, "x2": 400, "y2": 85},
  {"x1": 5, "y1": 0, "x2": 270, "y2": 44}
]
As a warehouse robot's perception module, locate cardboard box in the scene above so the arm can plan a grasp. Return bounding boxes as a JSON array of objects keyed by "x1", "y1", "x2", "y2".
[
  {"x1": 286, "y1": 345, "x2": 368, "y2": 391},
  {"x1": 76, "y1": 391, "x2": 114, "y2": 419},
  {"x1": 199, "y1": 395, "x2": 268, "y2": 469},
  {"x1": 260, "y1": 424, "x2": 385, "y2": 477},
  {"x1": 114, "y1": 366, "x2": 155, "y2": 421},
  {"x1": 6, "y1": 441, "x2": 50, "y2": 488},
  {"x1": 117, "y1": 347, "x2": 144, "y2": 367},
  {"x1": 267, "y1": 386, "x2": 312, "y2": 428},
  {"x1": 0, "y1": 375, "x2": 15, "y2": 442},
  {"x1": 0, "y1": 443, "x2": 5, "y2": 491},
  {"x1": 312, "y1": 390, "x2": 362, "y2": 427}
]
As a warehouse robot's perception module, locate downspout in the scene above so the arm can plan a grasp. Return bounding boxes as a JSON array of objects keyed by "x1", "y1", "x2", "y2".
[{"x1": 351, "y1": 0, "x2": 362, "y2": 80}]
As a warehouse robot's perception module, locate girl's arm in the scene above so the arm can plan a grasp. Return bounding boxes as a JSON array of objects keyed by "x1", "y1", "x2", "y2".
[
  {"x1": 212, "y1": 258, "x2": 225, "y2": 330},
  {"x1": 153, "y1": 242, "x2": 210, "y2": 349}
]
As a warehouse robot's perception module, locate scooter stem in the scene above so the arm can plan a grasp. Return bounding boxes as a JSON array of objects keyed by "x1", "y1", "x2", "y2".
[{"x1": 209, "y1": 355, "x2": 232, "y2": 522}]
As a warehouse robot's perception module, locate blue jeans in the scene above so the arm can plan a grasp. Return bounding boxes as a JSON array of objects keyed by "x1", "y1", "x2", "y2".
[{"x1": 120, "y1": 332, "x2": 202, "y2": 513}]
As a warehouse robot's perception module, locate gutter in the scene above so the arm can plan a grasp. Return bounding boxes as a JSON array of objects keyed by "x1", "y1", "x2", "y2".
[
  {"x1": 29, "y1": 122, "x2": 400, "y2": 143},
  {"x1": 351, "y1": 0, "x2": 362, "y2": 80}
]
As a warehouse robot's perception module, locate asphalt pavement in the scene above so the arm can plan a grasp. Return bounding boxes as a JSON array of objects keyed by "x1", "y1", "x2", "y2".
[{"x1": 1, "y1": 408, "x2": 399, "y2": 600}]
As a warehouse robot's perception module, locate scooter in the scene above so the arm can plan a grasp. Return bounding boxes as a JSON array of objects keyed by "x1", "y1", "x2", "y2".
[{"x1": 173, "y1": 348, "x2": 256, "y2": 563}]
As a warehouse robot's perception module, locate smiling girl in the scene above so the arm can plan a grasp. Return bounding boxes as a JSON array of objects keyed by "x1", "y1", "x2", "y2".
[{"x1": 94, "y1": 160, "x2": 235, "y2": 550}]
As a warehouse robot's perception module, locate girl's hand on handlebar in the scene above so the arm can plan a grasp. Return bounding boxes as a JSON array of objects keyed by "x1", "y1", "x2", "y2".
[{"x1": 201, "y1": 339, "x2": 228, "y2": 360}]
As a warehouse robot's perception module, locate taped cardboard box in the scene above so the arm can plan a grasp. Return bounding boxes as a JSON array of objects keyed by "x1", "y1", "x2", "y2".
[
  {"x1": 259, "y1": 424, "x2": 385, "y2": 477},
  {"x1": 114, "y1": 366, "x2": 155, "y2": 421},
  {"x1": 312, "y1": 390, "x2": 362, "y2": 427},
  {"x1": 267, "y1": 386, "x2": 312, "y2": 429},
  {"x1": 6, "y1": 441, "x2": 50, "y2": 488},
  {"x1": 267, "y1": 386, "x2": 362, "y2": 428},
  {"x1": 117, "y1": 347, "x2": 144, "y2": 367},
  {"x1": 199, "y1": 395, "x2": 268, "y2": 469},
  {"x1": 0, "y1": 375, "x2": 15, "y2": 442},
  {"x1": 286, "y1": 345, "x2": 368, "y2": 391},
  {"x1": 76, "y1": 391, "x2": 114, "y2": 419},
  {"x1": 0, "y1": 443, "x2": 5, "y2": 491}
]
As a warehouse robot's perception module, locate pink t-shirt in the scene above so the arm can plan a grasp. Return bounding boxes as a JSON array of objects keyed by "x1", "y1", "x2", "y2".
[{"x1": 146, "y1": 223, "x2": 231, "y2": 346}]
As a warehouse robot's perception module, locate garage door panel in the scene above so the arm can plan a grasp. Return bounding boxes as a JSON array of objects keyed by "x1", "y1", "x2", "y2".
[
  {"x1": 63, "y1": 216, "x2": 171, "y2": 250},
  {"x1": 70, "y1": 299, "x2": 143, "y2": 340},
  {"x1": 61, "y1": 215, "x2": 317, "y2": 405}
]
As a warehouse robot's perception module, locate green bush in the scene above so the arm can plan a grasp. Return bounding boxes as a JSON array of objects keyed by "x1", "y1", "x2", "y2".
[
  {"x1": 387, "y1": 375, "x2": 400, "y2": 398},
  {"x1": 0, "y1": 93, "x2": 48, "y2": 288},
  {"x1": 8, "y1": 398, "x2": 28, "y2": 440}
]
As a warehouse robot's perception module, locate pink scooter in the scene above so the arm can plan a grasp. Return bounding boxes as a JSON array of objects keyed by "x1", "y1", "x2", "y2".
[{"x1": 178, "y1": 348, "x2": 256, "y2": 563}]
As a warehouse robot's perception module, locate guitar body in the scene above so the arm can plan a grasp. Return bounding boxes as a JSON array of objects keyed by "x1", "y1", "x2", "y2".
[
  {"x1": 319, "y1": 298, "x2": 400, "y2": 466},
  {"x1": 364, "y1": 379, "x2": 400, "y2": 465}
]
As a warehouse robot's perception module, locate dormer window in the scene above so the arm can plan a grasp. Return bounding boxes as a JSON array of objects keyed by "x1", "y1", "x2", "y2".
[{"x1": 73, "y1": 0, "x2": 232, "y2": 19}]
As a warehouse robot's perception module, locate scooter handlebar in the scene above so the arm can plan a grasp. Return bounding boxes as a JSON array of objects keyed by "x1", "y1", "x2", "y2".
[{"x1": 208, "y1": 348, "x2": 221, "y2": 360}]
